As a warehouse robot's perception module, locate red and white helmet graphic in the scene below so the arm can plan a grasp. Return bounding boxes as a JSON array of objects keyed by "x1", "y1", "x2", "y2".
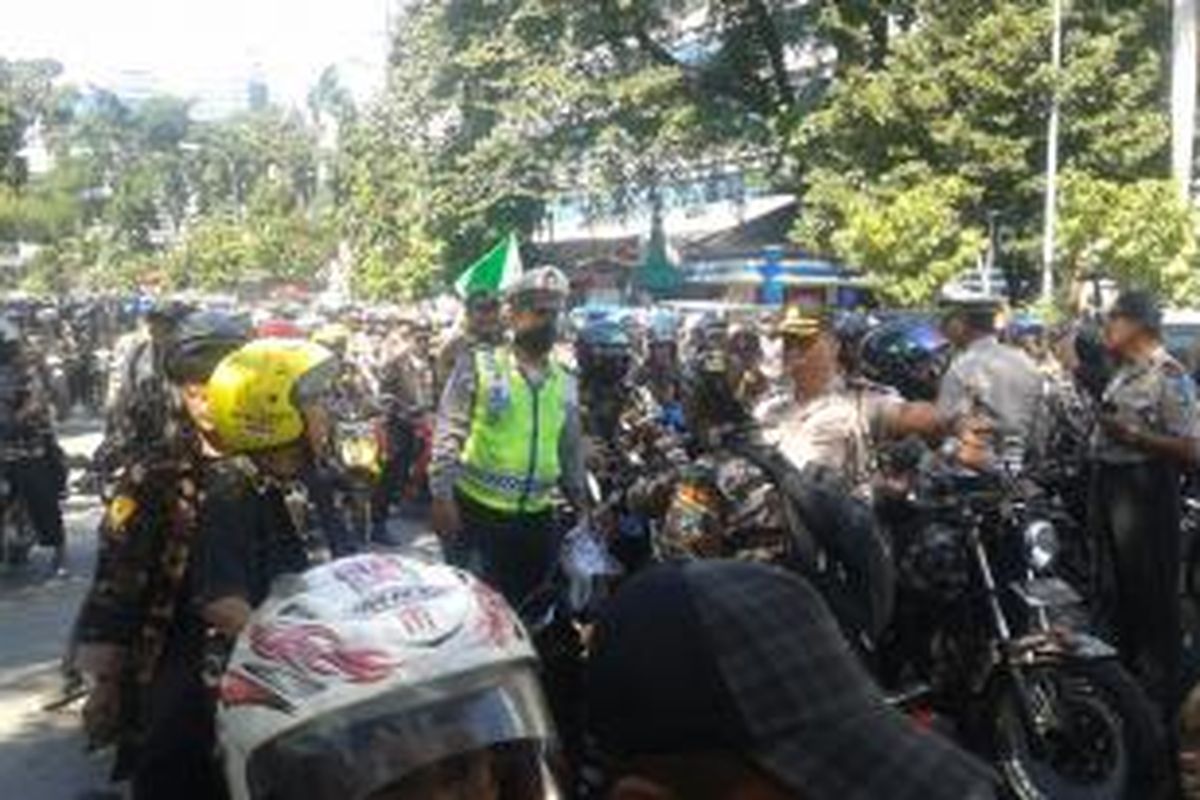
[{"x1": 217, "y1": 554, "x2": 550, "y2": 800}]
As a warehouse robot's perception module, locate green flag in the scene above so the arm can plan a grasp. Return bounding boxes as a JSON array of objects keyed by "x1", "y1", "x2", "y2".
[{"x1": 454, "y1": 232, "x2": 523, "y2": 298}]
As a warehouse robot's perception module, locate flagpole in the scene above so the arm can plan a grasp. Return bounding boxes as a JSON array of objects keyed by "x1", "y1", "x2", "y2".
[{"x1": 1041, "y1": 0, "x2": 1063, "y2": 303}]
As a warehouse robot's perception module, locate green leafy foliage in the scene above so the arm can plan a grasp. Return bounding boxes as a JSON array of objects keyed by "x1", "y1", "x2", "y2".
[
  {"x1": 0, "y1": 58, "x2": 64, "y2": 188},
  {"x1": 337, "y1": 110, "x2": 442, "y2": 301},
  {"x1": 349, "y1": 0, "x2": 860, "y2": 286},
  {"x1": 1, "y1": 77, "x2": 336, "y2": 293},
  {"x1": 798, "y1": 169, "x2": 986, "y2": 305},
  {"x1": 1056, "y1": 171, "x2": 1198, "y2": 305},
  {"x1": 792, "y1": 0, "x2": 1173, "y2": 306},
  {"x1": 0, "y1": 0, "x2": 1188, "y2": 302}
]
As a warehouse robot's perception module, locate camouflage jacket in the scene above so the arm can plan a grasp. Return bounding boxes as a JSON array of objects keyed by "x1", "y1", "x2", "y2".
[{"x1": 75, "y1": 430, "x2": 207, "y2": 688}]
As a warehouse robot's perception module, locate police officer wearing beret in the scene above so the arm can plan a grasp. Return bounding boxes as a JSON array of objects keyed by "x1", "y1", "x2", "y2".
[{"x1": 1092, "y1": 290, "x2": 1198, "y2": 713}]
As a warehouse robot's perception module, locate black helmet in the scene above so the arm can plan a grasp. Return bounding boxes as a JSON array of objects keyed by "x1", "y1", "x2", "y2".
[
  {"x1": 1108, "y1": 289, "x2": 1162, "y2": 334},
  {"x1": 145, "y1": 298, "x2": 195, "y2": 325},
  {"x1": 859, "y1": 318, "x2": 950, "y2": 401},
  {"x1": 164, "y1": 311, "x2": 253, "y2": 384},
  {"x1": 829, "y1": 310, "x2": 874, "y2": 374}
]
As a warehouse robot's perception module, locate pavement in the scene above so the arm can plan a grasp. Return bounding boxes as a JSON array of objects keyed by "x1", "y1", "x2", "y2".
[{"x1": 0, "y1": 414, "x2": 437, "y2": 799}]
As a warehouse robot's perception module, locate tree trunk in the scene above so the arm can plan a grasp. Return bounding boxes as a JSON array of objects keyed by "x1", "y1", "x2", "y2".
[{"x1": 746, "y1": 0, "x2": 794, "y2": 107}]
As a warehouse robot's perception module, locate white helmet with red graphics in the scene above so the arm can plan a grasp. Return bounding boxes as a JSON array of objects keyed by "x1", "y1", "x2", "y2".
[{"x1": 217, "y1": 554, "x2": 558, "y2": 800}]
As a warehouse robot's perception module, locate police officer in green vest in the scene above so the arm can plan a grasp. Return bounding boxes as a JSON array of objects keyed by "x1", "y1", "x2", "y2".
[{"x1": 430, "y1": 265, "x2": 587, "y2": 606}]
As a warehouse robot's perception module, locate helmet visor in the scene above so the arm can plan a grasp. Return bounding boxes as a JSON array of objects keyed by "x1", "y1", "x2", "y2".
[
  {"x1": 243, "y1": 666, "x2": 555, "y2": 800},
  {"x1": 291, "y1": 355, "x2": 339, "y2": 408}
]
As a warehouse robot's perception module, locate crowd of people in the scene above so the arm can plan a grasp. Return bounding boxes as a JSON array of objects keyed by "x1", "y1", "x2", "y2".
[{"x1": 0, "y1": 273, "x2": 1191, "y2": 799}]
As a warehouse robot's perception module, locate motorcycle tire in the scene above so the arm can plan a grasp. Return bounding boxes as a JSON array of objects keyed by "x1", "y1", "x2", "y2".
[{"x1": 988, "y1": 659, "x2": 1169, "y2": 800}]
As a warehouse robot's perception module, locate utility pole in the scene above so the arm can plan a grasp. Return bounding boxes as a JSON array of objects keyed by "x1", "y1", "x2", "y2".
[
  {"x1": 1173, "y1": 0, "x2": 1198, "y2": 200},
  {"x1": 985, "y1": 210, "x2": 999, "y2": 298},
  {"x1": 1041, "y1": 0, "x2": 1063, "y2": 303}
]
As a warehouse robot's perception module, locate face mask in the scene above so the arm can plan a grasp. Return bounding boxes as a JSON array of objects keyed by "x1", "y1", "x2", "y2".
[
  {"x1": 595, "y1": 358, "x2": 628, "y2": 381},
  {"x1": 515, "y1": 320, "x2": 557, "y2": 356}
]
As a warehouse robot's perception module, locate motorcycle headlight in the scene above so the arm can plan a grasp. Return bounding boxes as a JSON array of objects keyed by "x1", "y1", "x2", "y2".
[{"x1": 1023, "y1": 520, "x2": 1060, "y2": 572}]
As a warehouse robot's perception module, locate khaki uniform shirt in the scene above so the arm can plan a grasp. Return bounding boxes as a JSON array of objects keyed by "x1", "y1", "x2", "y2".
[
  {"x1": 938, "y1": 336, "x2": 1045, "y2": 441},
  {"x1": 1091, "y1": 345, "x2": 1197, "y2": 465},
  {"x1": 774, "y1": 376, "x2": 902, "y2": 496}
]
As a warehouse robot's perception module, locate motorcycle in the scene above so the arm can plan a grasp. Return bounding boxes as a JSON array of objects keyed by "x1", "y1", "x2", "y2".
[
  {"x1": 882, "y1": 465, "x2": 1167, "y2": 800},
  {"x1": 652, "y1": 426, "x2": 895, "y2": 651},
  {"x1": 516, "y1": 483, "x2": 623, "y2": 800},
  {"x1": 332, "y1": 418, "x2": 387, "y2": 544},
  {"x1": 657, "y1": 420, "x2": 1165, "y2": 799}
]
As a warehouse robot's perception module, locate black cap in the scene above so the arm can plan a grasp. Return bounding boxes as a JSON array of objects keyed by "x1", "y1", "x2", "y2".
[
  {"x1": 164, "y1": 310, "x2": 252, "y2": 384},
  {"x1": 1108, "y1": 290, "x2": 1162, "y2": 333},
  {"x1": 588, "y1": 561, "x2": 995, "y2": 800},
  {"x1": 145, "y1": 299, "x2": 194, "y2": 325}
]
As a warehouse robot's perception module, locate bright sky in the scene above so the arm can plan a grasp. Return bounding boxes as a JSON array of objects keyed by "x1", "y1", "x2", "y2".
[{"x1": 0, "y1": 0, "x2": 393, "y2": 111}]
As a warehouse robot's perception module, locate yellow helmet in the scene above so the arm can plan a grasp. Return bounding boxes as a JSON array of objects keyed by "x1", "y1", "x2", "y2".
[
  {"x1": 208, "y1": 339, "x2": 337, "y2": 453},
  {"x1": 311, "y1": 322, "x2": 351, "y2": 351}
]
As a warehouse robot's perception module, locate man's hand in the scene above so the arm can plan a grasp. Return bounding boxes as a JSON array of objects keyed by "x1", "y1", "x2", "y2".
[
  {"x1": 431, "y1": 497, "x2": 462, "y2": 538},
  {"x1": 950, "y1": 413, "x2": 995, "y2": 471}
]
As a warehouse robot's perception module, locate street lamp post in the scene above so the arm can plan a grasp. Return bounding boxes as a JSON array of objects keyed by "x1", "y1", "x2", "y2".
[
  {"x1": 1041, "y1": 0, "x2": 1063, "y2": 303},
  {"x1": 1173, "y1": 0, "x2": 1197, "y2": 200}
]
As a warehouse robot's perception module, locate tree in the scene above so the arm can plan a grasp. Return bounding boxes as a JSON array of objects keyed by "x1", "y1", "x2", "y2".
[
  {"x1": 338, "y1": 109, "x2": 442, "y2": 300},
  {"x1": 184, "y1": 107, "x2": 319, "y2": 218},
  {"x1": 163, "y1": 213, "x2": 253, "y2": 290},
  {"x1": 1056, "y1": 171, "x2": 1198, "y2": 305},
  {"x1": 308, "y1": 65, "x2": 357, "y2": 130},
  {"x1": 0, "y1": 58, "x2": 64, "y2": 188},
  {"x1": 797, "y1": 168, "x2": 986, "y2": 304},
  {"x1": 4, "y1": 79, "x2": 336, "y2": 291},
  {"x1": 791, "y1": 0, "x2": 1171, "y2": 305},
  {"x1": 354, "y1": 0, "x2": 904, "y2": 286}
]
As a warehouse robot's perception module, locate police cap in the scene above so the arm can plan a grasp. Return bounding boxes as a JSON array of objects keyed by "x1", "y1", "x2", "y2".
[{"x1": 777, "y1": 306, "x2": 827, "y2": 342}]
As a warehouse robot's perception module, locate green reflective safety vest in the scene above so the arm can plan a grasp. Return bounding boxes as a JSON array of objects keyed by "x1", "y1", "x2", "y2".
[{"x1": 458, "y1": 348, "x2": 567, "y2": 513}]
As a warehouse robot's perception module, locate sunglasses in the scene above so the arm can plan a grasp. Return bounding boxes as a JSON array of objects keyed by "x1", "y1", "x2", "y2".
[
  {"x1": 468, "y1": 298, "x2": 500, "y2": 313},
  {"x1": 512, "y1": 300, "x2": 558, "y2": 315}
]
